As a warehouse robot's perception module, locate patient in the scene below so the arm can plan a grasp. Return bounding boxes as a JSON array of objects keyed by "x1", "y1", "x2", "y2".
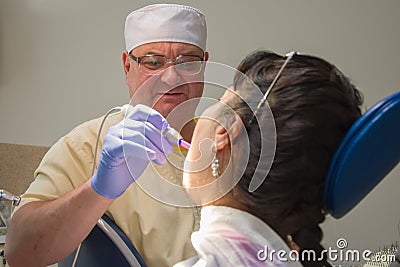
[{"x1": 175, "y1": 51, "x2": 363, "y2": 267}]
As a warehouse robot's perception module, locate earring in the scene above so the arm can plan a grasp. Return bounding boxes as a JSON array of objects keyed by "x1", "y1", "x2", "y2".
[{"x1": 211, "y1": 149, "x2": 220, "y2": 178}]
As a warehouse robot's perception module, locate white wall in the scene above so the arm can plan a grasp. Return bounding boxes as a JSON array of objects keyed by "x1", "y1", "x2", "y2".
[{"x1": 1, "y1": 0, "x2": 399, "y2": 260}]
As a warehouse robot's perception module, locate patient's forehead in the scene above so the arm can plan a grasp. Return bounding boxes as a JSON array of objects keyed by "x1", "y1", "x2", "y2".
[
  {"x1": 194, "y1": 92, "x2": 238, "y2": 137},
  {"x1": 201, "y1": 87, "x2": 240, "y2": 123},
  {"x1": 220, "y1": 86, "x2": 237, "y2": 103},
  {"x1": 200, "y1": 87, "x2": 236, "y2": 116}
]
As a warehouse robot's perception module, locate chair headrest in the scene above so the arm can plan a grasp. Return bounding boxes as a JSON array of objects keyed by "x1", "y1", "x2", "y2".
[{"x1": 324, "y1": 91, "x2": 400, "y2": 218}]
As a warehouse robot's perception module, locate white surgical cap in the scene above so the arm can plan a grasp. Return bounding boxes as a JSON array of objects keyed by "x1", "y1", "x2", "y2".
[{"x1": 124, "y1": 4, "x2": 207, "y2": 53}]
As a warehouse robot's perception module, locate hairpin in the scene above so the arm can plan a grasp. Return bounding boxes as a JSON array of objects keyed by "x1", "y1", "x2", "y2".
[{"x1": 249, "y1": 51, "x2": 297, "y2": 124}]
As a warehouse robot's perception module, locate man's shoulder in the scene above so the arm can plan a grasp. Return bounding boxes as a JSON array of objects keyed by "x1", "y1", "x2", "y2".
[
  {"x1": 45, "y1": 111, "x2": 123, "y2": 161},
  {"x1": 67, "y1": 112, "x2": 123, "y2": 142}
]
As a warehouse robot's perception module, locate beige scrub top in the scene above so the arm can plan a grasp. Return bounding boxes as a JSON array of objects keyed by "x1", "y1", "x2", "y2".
[{"x1": 15, "y1": 111, "x2": 200, "y2": 267}]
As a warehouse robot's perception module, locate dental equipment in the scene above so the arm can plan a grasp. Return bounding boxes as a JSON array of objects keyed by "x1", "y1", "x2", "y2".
[{"x1": 0, "y1": 189, "x2": 21, "y2": 206}]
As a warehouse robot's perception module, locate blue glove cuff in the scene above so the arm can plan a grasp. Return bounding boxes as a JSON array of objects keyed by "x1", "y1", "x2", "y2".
[{"x1": 91, "y1": 175, "x2": 125, "y2": 199}]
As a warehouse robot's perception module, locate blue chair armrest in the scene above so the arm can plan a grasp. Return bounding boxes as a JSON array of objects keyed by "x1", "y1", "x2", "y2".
[{"x1": 59, "y1": 215, "x2": 146, "y2": 267}]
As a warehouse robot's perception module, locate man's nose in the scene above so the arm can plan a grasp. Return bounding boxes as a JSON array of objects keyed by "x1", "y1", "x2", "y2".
[{"x1": 160, "y1": 65, "x2": 181, "y2": 86}]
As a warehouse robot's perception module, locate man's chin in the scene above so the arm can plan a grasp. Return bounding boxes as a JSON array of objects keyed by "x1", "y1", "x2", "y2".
[
  {"x1": 154, "y1": 97, "x2": 186, "y2": 116},
  {"x1": 153, "y1": 102, "x2": 179, "y2": 119}
]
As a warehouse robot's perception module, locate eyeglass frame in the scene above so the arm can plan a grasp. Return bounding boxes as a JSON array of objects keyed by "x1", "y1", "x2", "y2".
[{"x1": 129, "y1": 53, "x2": 205, "y2": 76}]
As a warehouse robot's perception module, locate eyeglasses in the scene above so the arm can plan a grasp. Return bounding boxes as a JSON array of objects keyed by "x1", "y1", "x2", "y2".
[{"x1": 129, "y1": 53, "x2": 204, "y2": 76}]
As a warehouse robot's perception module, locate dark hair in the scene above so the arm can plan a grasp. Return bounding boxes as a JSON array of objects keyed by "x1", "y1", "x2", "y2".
[{"x1": 229, "y1": 51, "x2": 363, "y2": 267}]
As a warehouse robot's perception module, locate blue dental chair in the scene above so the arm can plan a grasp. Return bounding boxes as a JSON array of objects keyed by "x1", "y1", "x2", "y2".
[
  {"x1": 324, "y1": 90, "x2": 400, "y2": 218},
  {"x1": 324, "y1": 91, "x2": 400, "y2": 266}
]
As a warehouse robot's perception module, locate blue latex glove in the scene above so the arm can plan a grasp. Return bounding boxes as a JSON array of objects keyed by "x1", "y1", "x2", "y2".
[{"x1": 91, "y1": 104, "x2": 173, "y2": 199}]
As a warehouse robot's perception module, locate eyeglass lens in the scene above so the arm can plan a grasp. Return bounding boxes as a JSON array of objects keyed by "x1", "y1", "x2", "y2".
[{"x1": 139, "y1": 55, "x2": 203, "y2": 76}]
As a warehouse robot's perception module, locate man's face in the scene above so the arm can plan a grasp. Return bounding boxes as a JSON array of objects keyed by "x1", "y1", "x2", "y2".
[{"x1": 123, "y1": 42, "x2": 208, "y2": 119}]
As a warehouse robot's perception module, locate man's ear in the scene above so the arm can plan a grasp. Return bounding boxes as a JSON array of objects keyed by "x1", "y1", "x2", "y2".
[
  {"x1": 204, "y1": 51, "x2": 209, "y2": 62},
  {"x1": 122, "y1": 51, "x2": 130, "y2": 75},
  {"x1": 214, "y1": 114, "x2": 244, "y2": 151}
]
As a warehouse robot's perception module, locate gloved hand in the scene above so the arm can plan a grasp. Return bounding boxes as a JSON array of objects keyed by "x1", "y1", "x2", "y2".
[{"x1": 91, "y1": 104, "x2": 173, "y2": 199}]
